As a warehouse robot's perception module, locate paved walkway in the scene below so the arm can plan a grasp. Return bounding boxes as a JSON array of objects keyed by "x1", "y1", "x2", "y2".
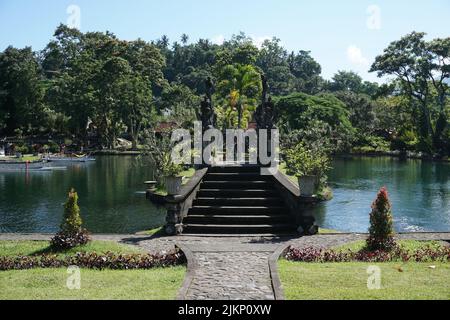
[
  {"x1": 1, "y1": 232, "x2": 449, "y2": 300},
  {"x1": 180, "y1": 244, "x2": 279, "y2": 300}
]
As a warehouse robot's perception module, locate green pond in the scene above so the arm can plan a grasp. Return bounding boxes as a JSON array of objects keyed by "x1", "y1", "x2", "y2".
[{"x1": 0, "y1": 156, "x2": 449, "y2": 233}]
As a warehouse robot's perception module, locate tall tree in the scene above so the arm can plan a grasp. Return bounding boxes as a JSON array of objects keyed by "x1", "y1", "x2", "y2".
[
  {"x1": 216, "y1": 64, "x2": 261, "y2": 129},
  {"x1": 0, "y1": 46, "x2": 45, "y2": 135},
  {"x1": 288, "y1": 50, "x2": 323, "y2": 94},
  {"x1": 370, "y1": 32, "x2": 448, "y2": 152}
]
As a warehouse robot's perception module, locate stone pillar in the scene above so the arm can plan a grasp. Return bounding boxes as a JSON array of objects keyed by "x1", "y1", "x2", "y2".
[{"x1": 164, "y1": 203, "x2": 183, "y2": 235}]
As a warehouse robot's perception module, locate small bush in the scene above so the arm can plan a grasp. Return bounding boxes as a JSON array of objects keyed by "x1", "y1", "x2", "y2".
[
  {"x1": 0, "y1": 249, "x2": 186, "y2": 271},
  {"x1": 284, "y1": 244, "x2": 450, "y2": 263},
  {"x1": 50, "y1": 231, "x2": 90, "y2": 250},
  {"x1": 284, "y1": 142, "x2": 331, "y2": 177},
  {"x1": 50, "y1": 189, "x2": 91, "y2": 250},
  {"x1": 366, "y1": 187, "x2": 396, "y2": 251},
  {"x1": 48, "y1": 141, "x2": 60, "y2": 153}
]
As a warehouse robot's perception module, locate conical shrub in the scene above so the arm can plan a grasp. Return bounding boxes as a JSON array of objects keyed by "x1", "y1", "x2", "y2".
[
  {"x1": 366, "y1": 187, "x2": 396, "y2": 251},
  {"x1": 61, "y1": 189, "x2": 83, "y2": 234},
  {"x1": 51, "y1": 188, "x2": 90, "y2": 250}
]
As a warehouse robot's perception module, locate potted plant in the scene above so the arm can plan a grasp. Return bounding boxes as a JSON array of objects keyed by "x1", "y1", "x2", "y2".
[
  {"x1": 161, "y1": 152, "x2": 184, "y2": 195},
  {"x1": 284, "y1": 142, "x2": 330, "y2": 196}
]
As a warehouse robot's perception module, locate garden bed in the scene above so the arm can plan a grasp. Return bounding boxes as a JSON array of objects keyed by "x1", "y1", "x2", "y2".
[
  {"x1": 278, "y1": 240, "x2": 450, "y2": 300},
  {"x1": 0, "y1": 240, "x2": 186, "y2": 300}
]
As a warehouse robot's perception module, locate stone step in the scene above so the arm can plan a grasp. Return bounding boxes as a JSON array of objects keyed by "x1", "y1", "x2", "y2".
[
  {"x1": 197, "y1": 189, "x2": 279, "y2": 198},
  {"x1": 201, "y1": 181, "x2": 274, "y2": 189},
  {"x1": 193, "y1": 197, "x2": 284, "y2": 206},
  {"x1": 189, "y1": 206, "x2": 287, "y2": 215},
  {"x1": 182, "y1": 223, "x2": 297, "y2": 234},
  {"x1": 204, "y1": 172, "x2": 270, "y2": 181},
  {"x1": 208, "y1": 166, "x2": 260, "y2": 174},
  {"x1": 184, "y1": 214, "x2": 291, "y2": 224}
]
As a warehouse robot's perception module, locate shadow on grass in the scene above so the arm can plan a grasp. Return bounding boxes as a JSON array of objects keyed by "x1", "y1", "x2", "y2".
[{"x1": 29, "y1": 245, "x2": 67, "y2": 256}]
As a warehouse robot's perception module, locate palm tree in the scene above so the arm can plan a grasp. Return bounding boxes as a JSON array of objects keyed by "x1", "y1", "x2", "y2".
[
  {"x1": 217, "y1": 64, "x2": 261, "y2": 129},
  {"x1": 181, "y1": 34, "x2": 189, "y2": 45}
]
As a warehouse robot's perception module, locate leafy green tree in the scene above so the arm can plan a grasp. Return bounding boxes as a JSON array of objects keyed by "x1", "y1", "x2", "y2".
[
  {"x1": 119, "y1": 74, "x2": 154, "y2": 150},
  {"x1": 0, "y1": 46, "x2": 46, "y2": 135},
  {"x1": 328, "y1": 70, "x2": 363, "y2": 93},
  {"x1": 288, "y1": 50, "x2": 323, "y2": 94},
  {"x1": 370, "y1": 32, "x2": 447, "y2": 152},
  {"x1": 216, "y1": 64, "x2": 262, "y2": 129},
  {"x1": 426, "y1": 37, "x2": 450, "y2": 151},
  {"x1": 276, "y1": 92, "x2": 355, "y2": 152},
  {"x1": 333, "y1": 91, "x2": 376, "y2": 132},
  {"x1": 157, "y1": 83, "x2": 200, "y2": 127}
]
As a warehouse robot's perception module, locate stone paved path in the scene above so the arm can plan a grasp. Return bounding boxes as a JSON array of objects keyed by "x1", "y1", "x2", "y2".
[
  {"x1": 185, "y1": 248, "x2": 275, "y2": 300},
  {"x1": 1, "y1": 232, "x2": 449, "y2": 300}
]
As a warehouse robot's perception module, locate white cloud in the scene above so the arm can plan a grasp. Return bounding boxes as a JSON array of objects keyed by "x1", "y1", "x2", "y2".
[
  {"x1": 211, "y1": 35, "x2": 225, "y2": 45},
  {"x1": 347, "y1": 45, "x2": 369, "y2": 67}
]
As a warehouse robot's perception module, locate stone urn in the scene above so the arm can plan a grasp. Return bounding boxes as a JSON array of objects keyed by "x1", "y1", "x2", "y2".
[
  {"x1": 165, "y1": 176, "x2": 183, "y2": 195},
  {"x1": 298, "y1": 175, "x2": 317, "y2": 196}
]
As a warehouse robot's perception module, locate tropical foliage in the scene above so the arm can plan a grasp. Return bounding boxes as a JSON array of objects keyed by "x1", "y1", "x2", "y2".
[{"x1": 0, "y1": 26, "x2": 449, "y2": 157}]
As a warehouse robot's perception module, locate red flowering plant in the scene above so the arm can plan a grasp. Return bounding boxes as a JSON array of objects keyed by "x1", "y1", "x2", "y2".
[{"x1": 366, "y1": 187, "x2": 397, "y2": 252}]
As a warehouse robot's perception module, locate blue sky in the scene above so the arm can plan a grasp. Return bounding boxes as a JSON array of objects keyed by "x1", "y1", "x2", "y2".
[{"x1": 0, "y1": 0, "x2": 449, "y2": 82}]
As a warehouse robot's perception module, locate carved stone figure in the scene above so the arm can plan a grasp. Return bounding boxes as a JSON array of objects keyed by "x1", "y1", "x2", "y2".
[
  {"x1": 199, "y1": 77, "x2": 216, "y2": 132},
  {"x1": 255, "y1": 74, "x2": 275, "y2": 129}
]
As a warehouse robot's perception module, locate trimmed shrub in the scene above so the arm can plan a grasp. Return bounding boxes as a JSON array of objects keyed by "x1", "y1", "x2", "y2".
[
  {"x1": 366, "y1": 187, "x2": 396, "y2": 251},
  {"x1": 50, "y1": 189, "x2": 90, "y2": 250},
  {"x1": 284, "y1": 245, "x2": 450, "y2": 263},
  {"x1": 0, "y1": 249, "x2": 186, "y2": 271}
]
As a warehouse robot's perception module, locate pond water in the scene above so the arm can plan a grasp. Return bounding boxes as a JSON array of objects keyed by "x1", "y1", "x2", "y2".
[
  {"x1": 0, "y1": 156, "x2": 449, "y2": 234},
  {"x1": 0, "y1": 156, "x2": 165, "y2": 234},
  {"x1": 312, "y1": 157, "x2": 450, "y2": 233}
]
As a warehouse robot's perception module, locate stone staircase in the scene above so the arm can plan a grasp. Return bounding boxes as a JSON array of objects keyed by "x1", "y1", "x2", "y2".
[{"x1": 182, "y1": 166, "x2": 297, "y2": 235}]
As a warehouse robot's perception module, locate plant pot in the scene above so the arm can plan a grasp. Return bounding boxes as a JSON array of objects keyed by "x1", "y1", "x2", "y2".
[
  {"x1": 165, "y1": 176, "x2": 183, "y2": 195},
  {"x1": 298, "y1": 175, "x2": 317, "y2": 196}
]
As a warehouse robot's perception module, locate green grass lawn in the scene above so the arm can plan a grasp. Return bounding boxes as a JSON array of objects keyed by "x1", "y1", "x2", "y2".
[
  {"x1": 0, "y1": 240, "x2": 186, "y2": 300},
  {"x1": 279, "y1": 240, "x2": 450, "y2": 300},
  {"x1": 0, "y1": 155, "x2": 41, "y2": 162},
  {"x1": 279, "y1": 260, "x2": 450, "y2": 300},
  {"x1": 0, "y1": 240, "x2": 144, "y2": 257},
  {"x1": 318, "y1": 228, "x2": 342, "y2": 234},
  {"x1": 0, "y1": 266, "x2": 185, "y2": 300}
]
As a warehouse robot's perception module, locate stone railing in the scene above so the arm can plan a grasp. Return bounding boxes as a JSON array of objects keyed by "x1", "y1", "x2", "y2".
[
  {"x1": 162, "y1": 168, "x2": 208, "y2": 235},
  {"x1": 270, "y1": 170, "x2": 318, "y2": 235}
]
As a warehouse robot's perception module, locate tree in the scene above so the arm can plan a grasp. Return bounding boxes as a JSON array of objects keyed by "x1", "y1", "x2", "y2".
[
  {"x1": 276, "y1": 92, "x2": 355, "y2": 152},
  {"x1": 216, "y1": 64, "x2": 261, "y2": 129},
  {"x1": 0, "y1": 46, "x2": 46, "y2": 136},
  {"x1": 44, "y1": 27, "x2": 165, "y2": 148},
  {"x1": 366, "y1": 187, "x2": 396, "y2": 251},
  {"x1": 181, "y1": 33, "x2": 189, "y2": 45},
  {"x1": 328, "y1": 70, "x2": 363, "y2": 93},
  {"x1": 426, "y1": 38, "x2": 450, "y2": 151},
  {"x1": 370, "y1": 32, "x2": 436, "y2": 152},
  {"x1": 50, "y1": 188, "x2": 90, "y2": 249},
  {"x1": 333, "y1": 91, "x2": 376, "y2": 133},
  {"x1": 288, "y1": 50, "x2": 323, "y2": 94},
  {"x1": 157, "y1": 83, "x2": 200, "y2": 127},
  {"x1": 119, "y1": 74, "x2": 154, "y2": 150}
]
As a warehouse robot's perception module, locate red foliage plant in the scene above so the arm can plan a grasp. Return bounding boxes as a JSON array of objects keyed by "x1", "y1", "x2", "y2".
[{"x1": 366, "y1": 187, "x2": 396, "y2": 252}]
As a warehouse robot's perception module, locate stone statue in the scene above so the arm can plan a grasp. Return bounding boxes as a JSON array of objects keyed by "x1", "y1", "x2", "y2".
[
  {"x1": 255, "y1": 74, "x2": 275, "y2": 129},
  {"x1": 200, "y1": 77, "x2": 216, "y2": 132}
]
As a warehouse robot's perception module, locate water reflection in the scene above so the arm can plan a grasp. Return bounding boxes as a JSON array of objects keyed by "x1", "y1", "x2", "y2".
[
  {"x1": 0, "y1": 156, "x2": 165, "y2": 233},
  {"x1": 315, "y1": 157, "x2": 450, "y2": 232}
]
